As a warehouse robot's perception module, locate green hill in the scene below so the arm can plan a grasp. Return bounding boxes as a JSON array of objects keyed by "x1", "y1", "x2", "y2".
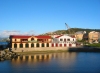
[{"x1": 44, "y1": 28, "x2": 100, "y2": 35}]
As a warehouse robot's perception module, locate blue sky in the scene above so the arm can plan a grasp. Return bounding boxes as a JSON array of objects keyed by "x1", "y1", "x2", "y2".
[{"x1": 0, "y1": 0, "x2": 100, "y2": 36}]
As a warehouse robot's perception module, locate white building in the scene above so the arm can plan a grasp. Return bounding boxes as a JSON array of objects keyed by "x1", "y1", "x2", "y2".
[{"x1": 51, "y1": 34, "x2": 76, "y2": 47}]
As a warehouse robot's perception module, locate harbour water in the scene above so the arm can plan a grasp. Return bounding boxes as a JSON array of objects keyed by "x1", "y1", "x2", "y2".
[
  {"x1": 0, "y1": 42, "x2": 8, "y2": 45},
  {"x1": 0, "y1": 52, "x2": 100, "y2": 73},
  {"x1": 0, "y1": 42, "x2": 8, "y2": 49}
]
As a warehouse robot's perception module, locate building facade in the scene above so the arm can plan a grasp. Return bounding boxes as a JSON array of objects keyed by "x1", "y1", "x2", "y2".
[
  {"x1": 88, "y1": 31, "x2": 99, "y2": 43},
  {"x1": 9, "y1": 35, "x2": 77, "y2": 52},
  {"x1": 9, "y1": 35, "x2": 52, "y2": 49},
  {"x1": 75, "y1": 31, "x2": 86, "y2": 41},
  {"x1": 52, "y1": 35, "x2": 76, "y2": 47}
]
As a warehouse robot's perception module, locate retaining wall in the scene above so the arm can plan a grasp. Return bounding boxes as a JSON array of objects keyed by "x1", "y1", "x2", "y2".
[{"x1": 12, "y1": 47, "x2": 69, "y2": 52}]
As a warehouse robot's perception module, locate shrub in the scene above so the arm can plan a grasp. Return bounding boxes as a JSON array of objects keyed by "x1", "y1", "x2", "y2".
[{"x1": 88, "y1": 43, "x2": 100, "y2": 47}]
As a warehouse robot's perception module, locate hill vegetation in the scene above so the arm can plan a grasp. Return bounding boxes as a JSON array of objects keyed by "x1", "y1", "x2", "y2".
[
  {"x1": 43, "y1": 28, "x2": 100, "y2": 35},
  {"x1": 0, "y1": 37, "x2": 9, "y2": 42}
]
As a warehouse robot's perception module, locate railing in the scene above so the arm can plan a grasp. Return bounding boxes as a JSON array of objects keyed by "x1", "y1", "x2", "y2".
[{"x1": 27, "y1": 41, "x2": 51, "y2": 43}]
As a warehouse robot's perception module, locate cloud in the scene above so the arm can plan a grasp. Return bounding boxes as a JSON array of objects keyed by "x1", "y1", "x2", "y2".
[
  {"x1": 0, "y1": 30, "x2": 38, "y2": 38},
  {"x1": 0, "y1": 30, "x2": 21, "y2": 38}
]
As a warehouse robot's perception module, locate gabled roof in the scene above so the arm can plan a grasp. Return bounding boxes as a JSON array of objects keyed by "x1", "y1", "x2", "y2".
[
  {"x1": 55, "y1": 35, "x2": 63, "y2": 38},
  {"x1": 35, "y1": 35, "x2": 51, "y2": 39},
  {"x1": 75, "y1": 31, "x2": 86, "y2": 34},
  {"x1": 70, "y1": 35, "x2": 75, "y2": 38},
  {"x1": 89, "y1": 31, "x2": 99, "y2": 33},
  {"x1": 55, "y1": 34, "x2": 75, "y2": 38}
]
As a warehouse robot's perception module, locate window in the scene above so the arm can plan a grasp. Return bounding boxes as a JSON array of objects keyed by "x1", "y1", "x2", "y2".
[
  {"x1": 67, "y1": 39, "x2": 70, "y2": 41},
  {"x1": 22, "y1": 39, "x2": 28, "y2": 41},
  {"x1": 37, "y1": 39, "x2": 42, "y2": 42},
  {"x1": 56, "y1": 43, "x2": 58, "y2": 47},
  {"x1": 64, "y1": 38, "x2": 66, "y2": 42},
  {"x1": 52, "y1": 43, "x2": 54, "y2": 47},
  {"x1": 60, "y1": 39, "x2": 63, "y2": 41},
  {"x1": 31, "y1": 43, "x2": 34, "y2": 47},
  {"x1": 36, "y1": 43, "x2": 39, "y2": 47},
  {"x1": 59, "y1": 44, "x2": 62, "y2": 47},
  {"x1": 20, "y1": 43, "x2": 23, "y2": 48},
  {"x1": 64, "y1": 44, "x2": 66, "y2": 47},
  {"x1": 31, "y1": 38, "x2": 34, "y2": 41},
  {"x1": 69, "y1": 44, "x2": 72, "y2": 47},
  {"x1": 47, "y1": 43, "x2": 49, "y2": 47},
  {"x1": 14, "y1": 43, "x2": 17, "y2": 48},
  {"x1": 42, "y1": 43, "x2": 44, "y2": 47},
  {"x1": 25, "y1": 43, "x2": 29, "y2": 48}
]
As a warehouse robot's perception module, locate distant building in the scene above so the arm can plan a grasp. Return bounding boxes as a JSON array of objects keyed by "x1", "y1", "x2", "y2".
[
  {"x1": 75, "y1": 31, "x2": 86, "y2": 40},
  {"x1": 88, "y1": 31, "x2": 99, "y2": 43},
  {"x1": 99, "y1": 32, "x2": 100, "y2": 43}
]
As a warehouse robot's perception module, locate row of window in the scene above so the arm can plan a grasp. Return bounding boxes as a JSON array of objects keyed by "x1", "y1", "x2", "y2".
[
  {"x1": 13, "y1": 43, "x2": 49, "y2": 48},
  {"x1": 60, "y1": 38, "x2": 75, "y2": 41},
  {"x1": 13, "y1": 43, "x2": 76, "y2": 48},
  {"x1": 14, "y1": 38, "x2": 34, "y2": 42},
  {"x1": 14, "y1": 38, "x2": 48, "y2": 42},
  {"x1": 53, "y1": 41, "x2": 76, "y2": 44}
]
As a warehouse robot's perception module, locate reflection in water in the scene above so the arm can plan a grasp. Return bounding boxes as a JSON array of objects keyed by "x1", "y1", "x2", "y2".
[
  {"x1": 1, "y1": 52, "x2": 100, "y2": 73},
  {"x1": 11, "y1": 52, "x2": 77, "y2": 65},
  {"x1": 12, "y1": 54, "x2": 52, "y2": 65}
]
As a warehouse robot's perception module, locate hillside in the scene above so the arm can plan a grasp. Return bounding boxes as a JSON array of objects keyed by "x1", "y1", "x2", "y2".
[{"x1": 43, "y1": 28, "x2": 100, "y2": 35}]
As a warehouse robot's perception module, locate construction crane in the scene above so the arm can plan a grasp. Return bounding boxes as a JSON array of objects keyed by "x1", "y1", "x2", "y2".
[
  {"x1": 65, "y1": 23, "x2": 74, "y2": 35},
  {"x1": 65, "y1": 23, "x2": 71, "y2": 34}
]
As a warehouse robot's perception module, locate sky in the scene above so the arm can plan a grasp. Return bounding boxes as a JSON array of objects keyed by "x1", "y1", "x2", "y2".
[{"x1": 0, "y1": 0, "x2": 100, "y2": 37}]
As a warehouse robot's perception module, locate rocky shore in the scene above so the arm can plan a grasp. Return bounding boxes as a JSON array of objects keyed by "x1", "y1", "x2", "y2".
[{"x1": 0, "y1": 49, "x2": 19, "y2": 61}]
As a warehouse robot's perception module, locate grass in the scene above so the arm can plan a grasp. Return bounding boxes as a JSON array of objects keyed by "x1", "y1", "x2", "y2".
[{"x1": 87, "y1": 43, "x2": 100, "y2": 48}]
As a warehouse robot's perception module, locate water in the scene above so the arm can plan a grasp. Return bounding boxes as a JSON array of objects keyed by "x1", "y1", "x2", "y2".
[
  {"x1": 0, "y1": 42, "x2": 8, "y2": 49},
  {"x1": 0, "y1": 42, "x2": 8, "y2": 45},
  {"x1": 0, "y1": 52, "x2": 100, "y2": 73}
]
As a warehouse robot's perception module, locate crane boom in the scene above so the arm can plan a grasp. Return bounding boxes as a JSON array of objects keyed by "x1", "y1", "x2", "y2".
[
  {"x1": 65, "y1": 23, "x2": 74, "y2": 34},
  {"x1": 65, "y1": 23, "x2": 71, "y2": 34}
]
